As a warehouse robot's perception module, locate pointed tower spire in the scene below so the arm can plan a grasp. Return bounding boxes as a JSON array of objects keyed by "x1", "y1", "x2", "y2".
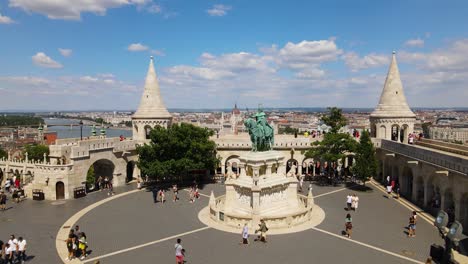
[
  {"x1": 371, "y1": 52, "x2": 415, "y2": 118},
  {"x1": 133, "y1": 56, "x2": 171, "y2": 119}
]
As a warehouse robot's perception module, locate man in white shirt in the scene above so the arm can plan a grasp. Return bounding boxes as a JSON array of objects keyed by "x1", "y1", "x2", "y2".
[
  {"x1": 7, "y1": 235, "x2": 18, "y2": 263},
  {"x1": 175, "y1": 238, "x2": 184, "y2": 264},
  {"x1": 346, "y1": 194, "x2": 352, "y2": 211},
  {"x1": 18, "y1": 236, "x2": 27, "y2": 262}
]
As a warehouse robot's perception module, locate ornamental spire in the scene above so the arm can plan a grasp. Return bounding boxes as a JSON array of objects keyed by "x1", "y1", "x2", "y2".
[
  {"x1": 133, "y1": 56, "x2": 171, "y2": 119},
  {"x1": 370, "y1": 52, "x2": 415, "y2": 118}
]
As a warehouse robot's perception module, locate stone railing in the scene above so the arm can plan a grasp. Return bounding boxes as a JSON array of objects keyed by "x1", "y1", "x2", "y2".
[
  {"x1": 214, "y1": 134, "x2": 315, "y2": 150},
  {"x1": 416, "y1": 138, "x2": 468, "y2": 156},
  {"x1": 380, "y1": 139, "x2": 468, "y2": 175}
]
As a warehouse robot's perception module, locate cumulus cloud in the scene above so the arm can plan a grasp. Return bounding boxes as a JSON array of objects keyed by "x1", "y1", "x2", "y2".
[
  {"x1": 276, "y1": 40, "x2": 343, "y2": 70},
  {"x1": 405, "y1": 38, "x2": 425, "y2": 48},
  {"x1": 0, "y1": 13, "x2": 15, "y2": 24},
  {"x1": 206, "y1": 4, "x2": 231, "y2": 16},
  {"x1": 9, "y1": 0, "x2": 151, "y2": 20},
  {"x1": 128, "y1": 43, "x2": 149, "y2": 52},
  {"x1": 343, "y1": 52, "x2": 389, "y2": 72},
  {"x1": 32, "y1": 52, "x2": 63, "y2": 68},
  {"x1": 58, "y1": 48, "x2": 72, "y2": 57}
]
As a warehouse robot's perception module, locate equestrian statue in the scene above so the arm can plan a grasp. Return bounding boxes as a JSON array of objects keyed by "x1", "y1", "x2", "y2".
[{"x1": 244, "y1": 107, "x2": 274, "y2": 152}]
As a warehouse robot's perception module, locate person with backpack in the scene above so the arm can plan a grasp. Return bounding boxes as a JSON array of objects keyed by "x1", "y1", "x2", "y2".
[
  {"x1": 66, "y1": 235, "x2": 75, "y2": 261},
  {"x1": 0, "y1": 191, "x2": 7, "y2": 211}
]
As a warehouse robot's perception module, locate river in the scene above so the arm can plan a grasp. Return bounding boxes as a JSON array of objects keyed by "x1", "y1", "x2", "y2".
[{"x1": 44, "y1": 118, "x2": 132, "y2": 139}]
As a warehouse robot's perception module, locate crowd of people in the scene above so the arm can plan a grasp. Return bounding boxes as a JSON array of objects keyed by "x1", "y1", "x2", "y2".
[
  {"x1": 150, "y1": 184, "x2": 200, "y2": 204},
  {"x1": 1, "y1": 176, "x2": 26, "y2": 211},
  {"x1": 0, "y1": 235, "x2": 27, "y2": 264},
  {"x1": 95, "y1": 176, "x2": 114, "y2": 196}
]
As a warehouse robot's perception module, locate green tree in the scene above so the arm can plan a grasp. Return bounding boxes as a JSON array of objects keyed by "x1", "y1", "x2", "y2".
[
  {"x1": 0, "y1": 146, "x2": 7, "y2": 159},
  {"x1": 87, "y1": 166, "x2": 95, "y2": 186},
  {"x1": 305, "y1": 107, "x2": 356, "y2": 172},
  {"x1": 321, "y1": 107, "x2": 347, "y2": 133},
  {"x1": 23, "y1": 144, "x2": 49, "y2": 161},
  {"x1": 421, "y1": 122, "x2": 432, "y2": 138},
  {"x1": 137, "y1": 123, "x2": 219, "y2": 182},
  {"x1": 351, "y1": 130, "x2": 378, "y2": 185}
]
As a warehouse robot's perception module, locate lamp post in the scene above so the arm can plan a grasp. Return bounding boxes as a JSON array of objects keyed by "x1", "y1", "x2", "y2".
[{"x1": 79, "y1": 120, "x2": 83, "y2": 140}]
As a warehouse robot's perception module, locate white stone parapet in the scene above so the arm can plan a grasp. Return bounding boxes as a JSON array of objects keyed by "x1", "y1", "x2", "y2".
[
  {"x1": 380, "y1": 139, "x2": 468, "y2": 175},
  {"x1": 213, "y1": 133, "x2": 316, "y2": 149}
]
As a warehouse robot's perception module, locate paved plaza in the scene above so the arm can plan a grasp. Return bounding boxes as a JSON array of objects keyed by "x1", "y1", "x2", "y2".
[{"x1": 1, "y1": 180, "x2": 452, "y2": 264}]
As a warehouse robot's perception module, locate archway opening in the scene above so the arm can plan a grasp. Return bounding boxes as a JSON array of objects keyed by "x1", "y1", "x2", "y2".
[
  {"x1": 87, "y1": 159, "x2": 115, "y2": 191},
  {"x1": 225, "y1": 156, "x2": 240, "y2": 176},
  {"x1": 391, "y1": 125, "x2": 400, "y2": 141},
  {"x1": 401, "y1": 124, "x2": 409, "y2": 143},
  {"x1": 126, "y1": 161, "x2": 135, "y2": 183},
  {"x1": 56, "y1": 181, "x2": 65, "y2": 200},
  {"x1": 379, "y1": 125, "x2": 386, "y2": 139},
  {"x1": 286, "y1": 159, "x2": 298, "y2": 175},
  {"x1": 144, "y1": 125, "x2": 152, "y2": 140}
]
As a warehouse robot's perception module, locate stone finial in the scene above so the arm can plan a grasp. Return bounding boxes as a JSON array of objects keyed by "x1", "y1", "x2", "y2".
[
  {"x1": 25, "y1": 152, "x2": 29, "y2": 162},
  {"x1": 209, "y1": 190, "x2": 216, "y2": 206},
  {"x1": 43, "y1": 153, "x2": 47, "y2": 163}
]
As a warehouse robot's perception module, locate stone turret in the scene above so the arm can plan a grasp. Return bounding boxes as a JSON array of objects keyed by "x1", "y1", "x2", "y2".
[
  {"x1": 132, "y1": 56, "x2": 172, "y2": 141},
  {"x1": 370, "y1": 52, "x2": 416, "y2": 143}
]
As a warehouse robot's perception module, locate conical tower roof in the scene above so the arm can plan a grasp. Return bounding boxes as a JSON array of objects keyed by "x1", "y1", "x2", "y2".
[
  {"x1": 133, "y1": 56, "x2": 171, "y2": 119},
  {"x1": 371, "y1": 52, "x2": 415, "y2": 118}
]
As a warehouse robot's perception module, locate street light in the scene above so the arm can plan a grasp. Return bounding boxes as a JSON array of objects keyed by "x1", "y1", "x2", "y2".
[{"x1": 79, "y1": 120, "x2": 83, "y2": 140}]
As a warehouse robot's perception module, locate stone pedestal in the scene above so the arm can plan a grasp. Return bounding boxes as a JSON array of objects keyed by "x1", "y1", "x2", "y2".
[{"x1": 208, "y1": 150, "x2": 315, "y2": 230}]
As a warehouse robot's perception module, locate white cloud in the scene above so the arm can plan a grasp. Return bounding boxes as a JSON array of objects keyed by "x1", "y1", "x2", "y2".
[
  {"x1": 405, "y1": 38, "x2": 425, "y2": 48},
  {"x1": 343, "y1": 52, "x2": 389, "y2": 72},
  {"x1": 58, "y1": 48, "x2": 72, "y2": 57},
  {"x1": 32, "y1": 52, "x2": 63, "y2": 68},
  {"x1": 146, "y1": 4, "x2": 161, "y2": 13},
  {"x1": 9, "y1": 0, "x2": 150, "y2": 20},
  {"x1": 206, "y1": 4, "x2": 231, "y2": 16},
  {"x1": 0, "y1": 13, "x2": 15, "y2": 24},
  {"x1": 200, "y1": 52, "x2": 275, "y2": 73},
  {"x1": 277, "y1": 40, "x2": 343, "y2": 70},
  {"x1": 128, "y1": 43, "x2": 149, "y2": 52}
]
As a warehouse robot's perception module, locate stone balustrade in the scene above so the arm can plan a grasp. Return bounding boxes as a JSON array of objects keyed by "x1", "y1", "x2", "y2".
[
  {"x1": 380, "y1": 139, "x2": 468, "y2": 175},
  {"x1": 213, "y1": 134, "x2": 315, "y2": 150}
]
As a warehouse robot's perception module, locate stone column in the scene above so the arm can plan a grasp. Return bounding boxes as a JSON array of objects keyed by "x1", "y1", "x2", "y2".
[
  {"x1": 221, "y1": 165, "x2": 226, "y2": 176},
  {"x1": 297, "y1": 164, "x2": 302, "y2": 176},
  {"x1": 423, "y1": 182, "x2": 431, "y2": 208},
  {"x1": 312, "y1": 165, "x2": 315, "y2": 176},
  {"x1": 454, "y1": 193, "x2": 462, "y2": 223}
]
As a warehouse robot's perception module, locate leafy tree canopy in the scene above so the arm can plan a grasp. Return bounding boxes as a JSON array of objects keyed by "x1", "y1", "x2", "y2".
[
  {"x1": 0, "y1": 115, "x2": 44, "y2": 126},
  {"x1": 0, "y1": 146, "x2": 7, "y2": 159},
  {"x1": 137, "y1": 123, "x2": 218, "y2": 181},
  {"x1": 351, "y1": 130, "x2": 378, "y2": 185},
  {"x1": 23, "y1": 144, "x2": 49, "y2": 161},
  {"x1": 305, "y1": 107, "x2": 356, "y2": 162},
  {"x1": 321, "y1": 107, "x2": 347, "y2": 133}
]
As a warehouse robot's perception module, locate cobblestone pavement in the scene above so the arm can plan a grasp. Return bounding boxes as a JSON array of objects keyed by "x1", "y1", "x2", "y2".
[{"x1": 0, "y1": 181, "x2": 447, "y2": 264}]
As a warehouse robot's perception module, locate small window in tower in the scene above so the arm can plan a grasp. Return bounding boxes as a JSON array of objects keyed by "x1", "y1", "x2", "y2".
[
  {"x1": 146, "y1": 95, "x2": 149, "y2": 98},
  {"x1": 396, "y1": 91, "x2": 398, "y2": 94}
]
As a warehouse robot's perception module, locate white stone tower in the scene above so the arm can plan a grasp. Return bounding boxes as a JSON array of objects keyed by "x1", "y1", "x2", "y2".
[
  {"x1": 370, "y1": 52, "x2": 416, "y2": 143},
  {"x1": 132, "y1": 56, "x2": 172, "y2": 141}
]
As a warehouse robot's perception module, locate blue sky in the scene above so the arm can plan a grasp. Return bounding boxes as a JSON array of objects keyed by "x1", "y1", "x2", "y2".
[{"x1": 0, "y1": 0, "x2": 467, "y2": 110}]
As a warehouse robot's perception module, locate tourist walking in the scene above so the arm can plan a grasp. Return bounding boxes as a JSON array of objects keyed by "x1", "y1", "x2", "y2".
[
  {"x1": 175, "y1": 238, "x2": 185, "y2": 264},
  {"x1": 107, "y1": 180, "x2": 114, "y2": 196},
  {"x1": 172, "y1": 185, "x2": 178, "y2": 202},
  {"x1": 346, "y1": 194, "x2": 352, "y2": 211},
  {"x1": 345, "y1": 214, "x2": 352, "y2": 238},
  {"x1": 240, "y1": 223, "x2": 249, "y2": 245},
  {"x1": 351, "y1": 194, "x2": 359, "y2": 212},
  {"x1": 158, "y1": 189, "x2": 165, "y2": 203},
  {"x1": 5, "y1": 243, "x2": 14, "y2": 264},
  {"x1": 0, "y1": 191, "x2": 6, "y2": 211},
  {"x1": 17, "y1": 237, "x2": 26, "y2": 263},
  {"x1": 255, "y1": 219, "x2": 268, "y2": 242},
  {"x1": 78, "y1": 233, "x2": 87, "y2": 260},
  {"x1": 66, "y1": 235, "x2": 75, "y2": 261},
  {"x1": 408, "y1": 211, "x2": 417, "y2": 237}
]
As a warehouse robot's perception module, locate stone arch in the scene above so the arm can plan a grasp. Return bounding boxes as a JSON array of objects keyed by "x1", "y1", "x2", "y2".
[
  {"x1": 225, "y1": 155, "x2": 241, "y2": 175},
  {"x1": 379, "y1": 125, "x2": 386, "y2": 139},
  {"x1": 126, "y1": 161, "x2": 135, "y2": 183},
  {"x1": 302, "y1": 158, "x2": 314, "y2": 176},
  {"x1": 401, "y1": 124, "x2": 409, "y2": 143},
  {"x1": 371, "y1": 124, "x2": 377, "y2": 137},
  {"x1": 144, "y1": 125, "x2": 152, "y2": 140},
  {"x1": 87, "y1": 159, "x2": 116, "y2": 190},
  {"x1": 56, "y1": 181, "x2": 65, "y2": 200},
  {"x1": 391, "y1": 124, "x2": 400, "y2": 141},
  {"x1": 400, "y1": 166, "x2": 414, "y2": 199}
]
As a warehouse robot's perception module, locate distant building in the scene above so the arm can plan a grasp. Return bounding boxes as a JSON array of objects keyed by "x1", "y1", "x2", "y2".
[{"x1": 429, "y1": 125, "x2": 468, "y2": 144}]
